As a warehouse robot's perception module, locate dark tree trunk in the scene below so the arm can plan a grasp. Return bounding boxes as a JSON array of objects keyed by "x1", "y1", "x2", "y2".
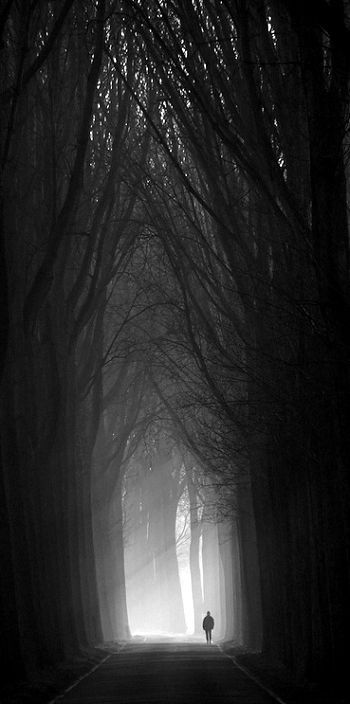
[
  {"x1": 236, "y1": 482, "x2": 262, "y2": 650},
  {"x1": 0, "y1": 451, "x2": 24, "y2": 680}
]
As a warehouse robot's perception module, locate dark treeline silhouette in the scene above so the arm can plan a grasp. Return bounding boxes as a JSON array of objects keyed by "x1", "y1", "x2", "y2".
[{"x1": 0, "y1": 0, "x2": 349, "y2": 699}]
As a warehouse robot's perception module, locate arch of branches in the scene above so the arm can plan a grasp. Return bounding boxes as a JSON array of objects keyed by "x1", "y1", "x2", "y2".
[{"x1": 0, "y1": 0, "x2": 349, "y2": 696}]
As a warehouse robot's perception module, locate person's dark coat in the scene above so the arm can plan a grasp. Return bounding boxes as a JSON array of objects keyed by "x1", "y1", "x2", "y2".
[{"x1": 203, "y1": 614, "x2": 214, "y2": 631}]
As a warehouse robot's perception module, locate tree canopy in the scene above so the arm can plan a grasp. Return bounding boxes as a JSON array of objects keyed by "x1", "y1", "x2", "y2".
[{"x1": 0, "y1": 0, "x2": 349, "y2": 696}]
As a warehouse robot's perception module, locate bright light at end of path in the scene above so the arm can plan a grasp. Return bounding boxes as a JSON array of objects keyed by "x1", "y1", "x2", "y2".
[
  {"x1": 124, "y1": 487, "x2": 197, "y2": 636},
  {"x1": 176, "y1": 485, "x2": 195, "y2": 634},
  {"x1": 178, "y1": 561, "x2": 194, "y2": 634},
  {"x1": 125, "y1": 540, "x2": 193, "y2": 636},
  {"x1": 123, "y1": 470, "x2": 202, "y2": 637}
]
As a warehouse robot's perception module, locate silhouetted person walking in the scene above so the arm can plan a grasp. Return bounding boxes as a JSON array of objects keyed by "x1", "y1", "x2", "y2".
[{"x1": 202, "y1": 610, "x2": 214, "y2": 643}]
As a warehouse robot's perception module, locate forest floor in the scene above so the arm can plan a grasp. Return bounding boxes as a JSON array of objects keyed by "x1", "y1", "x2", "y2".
[
  {"x1": 0, "y1": 644, "x2": 119, "y2": 704},
  {"x1": 0, "y1": 639, "x2": 347, "y2": 703},
  {"x1": 223, "y1": 642, "x2": 347, "y2": 704}
]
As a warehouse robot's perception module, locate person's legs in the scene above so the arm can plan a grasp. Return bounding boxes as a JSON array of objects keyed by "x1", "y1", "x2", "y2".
[
  {"x1": 205, "y1": 630, "x2": 209, "y2": 643},
  {"x1": 208, "y1": 629, "x2": 212, "y2": 643}
]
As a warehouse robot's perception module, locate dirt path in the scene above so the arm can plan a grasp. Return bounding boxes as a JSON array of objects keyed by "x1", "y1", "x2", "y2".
[{"x1": 53, "y1": 638, "x2": 285, "y2": 703}]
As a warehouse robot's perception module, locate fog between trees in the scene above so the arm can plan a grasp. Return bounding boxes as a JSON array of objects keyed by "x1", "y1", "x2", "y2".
[{"x1": 0, "y1": 0, "x2": 349, "y2": 695}]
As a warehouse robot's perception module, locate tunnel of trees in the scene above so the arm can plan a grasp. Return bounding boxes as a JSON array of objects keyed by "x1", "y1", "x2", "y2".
[{"x1": 0, "y1": 0, "x2": 349, "y2": 696}]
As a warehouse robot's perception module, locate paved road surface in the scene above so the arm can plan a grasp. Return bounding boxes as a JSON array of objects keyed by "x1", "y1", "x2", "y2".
[{"x1": 52, "y1": 637, "x2": 284, "y2": 704}]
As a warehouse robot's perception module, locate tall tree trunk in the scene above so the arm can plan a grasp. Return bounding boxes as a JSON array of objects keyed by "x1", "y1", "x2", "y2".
[
  {"x1": 92, "y1": 432, "x2": 131, "y2": 642},
  {"x1": 186, "y1": 467, "x2": 203, "y2": 633},
  {"x1": 0, "y1": 449, "x2": 24, "y2": 680},
  {"x1": 110, "y1": 477, "x2": 131, "y2": 640},
  {"x1": 236, "y1": 482, "x2": 262, "y2": 649},
  {"x1": 217, "y1": 519, "x2": 239, "y2": 643}
]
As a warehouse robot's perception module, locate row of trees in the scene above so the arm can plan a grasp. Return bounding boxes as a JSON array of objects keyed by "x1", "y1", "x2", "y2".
[
  {"x1": 0, "y1": 0, "x2": 151, "y2": 676},
  {"x1": 1, "y1": 0, "x2": 349, "y2": 696},
  {"x1": 124, "y1": 0, "x2": 350, "y2": 684}
]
